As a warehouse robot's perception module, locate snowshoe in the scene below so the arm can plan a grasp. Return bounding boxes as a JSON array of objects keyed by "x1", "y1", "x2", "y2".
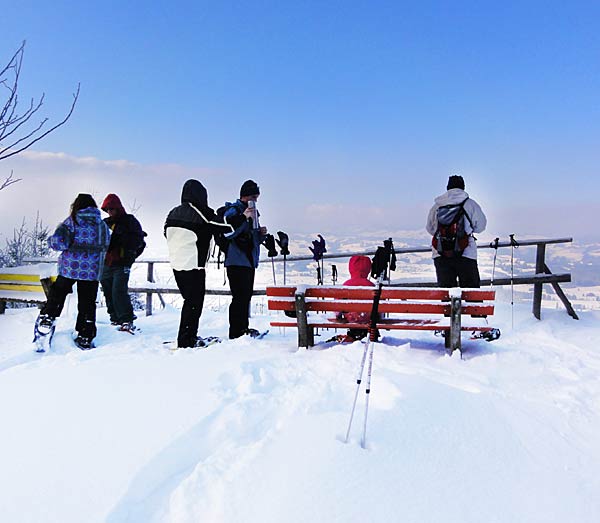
[
  {"x1": 471, "y1": 328, "x2": 501, "y2": 342},
  {"x1": 74, "y1": 335, "x2": 95, "y2": 350},
  {"x1": 326, "y1": 334, "x2": 359, "y2": 344},
  {"x1": 33, "y1": 314, "x2": 56, "y2": 353},
  {"x1": 245, "y1": 328, "x2": 268, "y2": 339},
  {"x1": 199, "y1": 335, "x2": 222, "y2": 347},
  {"x1": 164, "y1": 336, "x2": 222, "y2": 351},
  {"x1": 118, "y1": 322, "x2": 138, "y2": 334}
]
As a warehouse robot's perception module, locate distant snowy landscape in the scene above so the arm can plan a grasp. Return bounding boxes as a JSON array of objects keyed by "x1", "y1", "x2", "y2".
[{"x1": 1, "y1": 234, "x2": 600, "y2": 523}]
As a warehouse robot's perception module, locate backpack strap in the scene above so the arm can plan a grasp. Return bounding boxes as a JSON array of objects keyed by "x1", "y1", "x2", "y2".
[{"x1": 458, "y1": 197, "x2": 475, "y2": 231}]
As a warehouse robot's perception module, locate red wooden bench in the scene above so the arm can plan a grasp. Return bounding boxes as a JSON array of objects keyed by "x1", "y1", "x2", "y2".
[{"x1": 266, "y1": 285, "x2": 497, "y2": 354}]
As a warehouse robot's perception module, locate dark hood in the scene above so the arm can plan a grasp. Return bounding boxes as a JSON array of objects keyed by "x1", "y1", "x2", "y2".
[{"x1": 181, "y1": 179, "x2": 208, "y2": 208}]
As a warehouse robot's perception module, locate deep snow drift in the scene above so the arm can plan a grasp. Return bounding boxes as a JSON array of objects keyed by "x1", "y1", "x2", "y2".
[{"x1": 1, "y1": 294, "x2": 599, "y2": 523}]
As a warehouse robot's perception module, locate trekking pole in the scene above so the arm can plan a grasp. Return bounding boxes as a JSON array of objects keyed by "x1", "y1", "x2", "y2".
[
  {"x1": 332, "y1": 264, "x2": 338, "y2": 285},
  {"x1": 309, "y1": 234, "x2": 326, "y2": 285},
  {"x1": 344, "y1": 336, "x2": 371, "y2": 443},
  {"x1": 263, "y1": 234, "x2": 278, "y2": 285},
  {"x1": 360, "y1": 278, "x2": 384, "y2": 449},
  {"x1": 361, "y1": 338, "x2": 375, "y2": 449},
  {"x1": 509, "y1": 234, "x2": 519, "y2": 328},
  {"x1": 344, "y1": 238, "x2": 393, "y2": 447},
  {"x1": 276, "y1": 231, "x2": 290, "y2": 285},
  {"x1": 489, "y1": 237, "x2": 500, "y2": 286}
]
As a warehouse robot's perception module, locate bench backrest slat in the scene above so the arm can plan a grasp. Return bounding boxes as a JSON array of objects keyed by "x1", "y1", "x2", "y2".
[
  {"x1": 0, "y1": 273, "x2": 44, "y2": 283},
  {"x1": 266, "y1": 286, "x2": 494, "y2": 301}
]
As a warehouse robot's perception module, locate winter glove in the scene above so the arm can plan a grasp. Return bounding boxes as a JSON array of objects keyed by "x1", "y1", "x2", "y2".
[
  {"x1": 371, "y1": 247, "x2": 386, "y2": 279},
  {"x1": 309, "y1": 234, "x2": 326, "y2": 261},
  {"x1": 262, "y1": 234, "x2": 278, "y2": 257},
  {"x1": 276, "y1": 231, "x2": 290, "y2": 256}
]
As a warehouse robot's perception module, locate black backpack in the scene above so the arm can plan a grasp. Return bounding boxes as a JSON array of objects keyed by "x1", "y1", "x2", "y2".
[
  {"x1": 431, "y1": 198, "x2": 473, "y2": 258},
  {"x1": 135, "y1": 232, "x2": 147, "y2": 258},
  {"x1": 213, "y1": 204, "x2": 230, "y2": 256}
]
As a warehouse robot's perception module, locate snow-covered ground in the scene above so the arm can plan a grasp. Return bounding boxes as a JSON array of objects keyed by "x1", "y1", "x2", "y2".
[{"x1": 1, "y1": 294, "x2": 599, "y2": 523}]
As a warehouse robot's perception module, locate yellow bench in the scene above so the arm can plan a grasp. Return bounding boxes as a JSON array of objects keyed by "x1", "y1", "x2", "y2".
[{"x1": 0, "y1": 270, "x2": 56, "y2": 313}]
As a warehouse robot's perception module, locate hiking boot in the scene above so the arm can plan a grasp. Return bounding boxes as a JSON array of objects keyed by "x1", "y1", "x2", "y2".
[
  {"x1": 38, "y1": 314, "x2": 56, "y2": 331},
  {"x1": 178, "y1": 337, "x2": 207, "y2": 349},
  {"x1": 245, "y1": 328, "x2": 261, "y2": 338},
  {"x1": 74, "y1": 335, "x2": 94, "y2": 350}
]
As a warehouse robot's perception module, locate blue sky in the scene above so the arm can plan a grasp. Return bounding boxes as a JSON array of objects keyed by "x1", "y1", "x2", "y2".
[{"x1": 2, "y1": 1, "x2": 600, "y2": 246}]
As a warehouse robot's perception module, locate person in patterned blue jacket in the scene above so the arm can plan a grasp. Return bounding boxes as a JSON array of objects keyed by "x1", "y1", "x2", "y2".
[{"x1": 36, "y1": 194, "x2": 111, "y2": 349}]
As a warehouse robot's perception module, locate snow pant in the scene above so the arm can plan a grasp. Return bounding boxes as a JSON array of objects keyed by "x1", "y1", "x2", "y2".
[
  {"x1": 173, "y1": 268, "x2": 206, "y2": 348},
  {"x1": 100, "y1": 265, "x2": 134, "y2": 324},
  {"x1": 41, "y1": 275, "x2": 99, "y2": 339},
  {"x1": 226, "y1": 266, "x2": 255, "y2": 339},
  {"x1": 434, "y1": 256, "x2": 481, "y2": 288}
]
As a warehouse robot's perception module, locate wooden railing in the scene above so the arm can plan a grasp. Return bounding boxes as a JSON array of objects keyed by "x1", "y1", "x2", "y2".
[{"x1": 23, "y1": 236, "x2": 577, "y2": 319}]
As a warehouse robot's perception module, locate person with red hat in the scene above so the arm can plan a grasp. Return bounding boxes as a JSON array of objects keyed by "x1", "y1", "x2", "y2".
[{"x1": 100, "y1": 193, "x2": 146, "y2": 333}]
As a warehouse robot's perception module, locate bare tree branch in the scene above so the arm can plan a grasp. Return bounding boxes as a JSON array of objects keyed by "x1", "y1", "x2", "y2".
[
  {"x1": 0, "y1": 41, "x2": 80, "y2": 163},
  {"x1": 0, "y1": 170, "x2": 21, "y2": 191}
]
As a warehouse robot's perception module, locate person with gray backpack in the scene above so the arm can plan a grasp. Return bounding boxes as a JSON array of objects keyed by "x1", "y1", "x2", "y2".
[{"x1": 426, "y1": 175, "x2": 487, "y2": 288}]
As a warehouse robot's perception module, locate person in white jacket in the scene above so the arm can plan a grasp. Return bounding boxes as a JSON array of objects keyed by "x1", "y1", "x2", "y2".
[
  {"x1": 426, "y1": 175, "x2": 487, "y2": 288},
  {"x1": 164, "y1": 180, "x2": 234, "y2": 347}
]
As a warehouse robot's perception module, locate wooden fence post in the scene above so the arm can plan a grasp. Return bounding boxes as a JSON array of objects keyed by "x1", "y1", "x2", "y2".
[
  {"x1": 533, "y1": 243, "x2": 546, "y2": 319},
  {"x1": 146, "y1": 262, "x2": 154, "y2": 316}
]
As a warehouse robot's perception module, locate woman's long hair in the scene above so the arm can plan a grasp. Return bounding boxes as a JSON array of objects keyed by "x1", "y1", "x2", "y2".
[{"x1": 70, "y1": 193, "x2": 97, "y2": 224}]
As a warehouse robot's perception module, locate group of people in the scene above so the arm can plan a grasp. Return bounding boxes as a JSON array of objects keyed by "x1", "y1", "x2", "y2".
[
  {"x1": 34, "y1": 174, "x2": 486, "y2": 350},
  {"x1": 35, "y1": 193, "x2": 146, "y2": 349},
  {"x1": 35, "y1": 179, "x2": 268, "y2": 349},
  {"x1": 163, "y1": 178, "x2": 267, "y2": 348}
]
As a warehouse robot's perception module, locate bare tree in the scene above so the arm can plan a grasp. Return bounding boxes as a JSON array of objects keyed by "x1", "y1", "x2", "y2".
[
  {"x1": 0, "y1": 170, "x2": 21, "y2": 190},
  {"x1": 0, "y1": 213, "x2": 50, "y2": 268},
  {"x1": 0, "y1": 40, "x2": 80, "y2": 190}
]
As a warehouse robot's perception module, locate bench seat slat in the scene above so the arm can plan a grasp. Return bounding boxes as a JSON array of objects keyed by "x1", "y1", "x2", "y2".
[
  {"x1": 270, "y1": 321, "x2": 495, "y2": 332},
  {"x1": 0, "y1": 283, "x2": 45, "y2": 292}
]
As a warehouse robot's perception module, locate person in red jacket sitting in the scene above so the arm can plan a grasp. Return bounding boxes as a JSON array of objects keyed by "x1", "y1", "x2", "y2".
[{"x1": 333, "y1": 255, "x2": 378, "y2": 343}]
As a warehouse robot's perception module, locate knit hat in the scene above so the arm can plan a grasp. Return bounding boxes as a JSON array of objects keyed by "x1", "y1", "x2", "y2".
[
  {"x1": 240, "y1": 179, "x2": 260, "y2": 197},
  {"x1": 447, "y1": 175, "x2": 465, "y2": 190}
]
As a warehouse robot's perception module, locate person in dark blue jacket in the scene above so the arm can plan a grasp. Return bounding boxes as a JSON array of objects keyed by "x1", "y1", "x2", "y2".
[{"x1": 222, "y1": 180, "x2": 268, "y2": 339}]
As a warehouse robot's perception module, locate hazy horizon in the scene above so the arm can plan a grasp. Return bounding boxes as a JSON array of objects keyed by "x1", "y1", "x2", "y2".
[{"x1": 2, "y1": 2, "x2": 599, "y2": 245}]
